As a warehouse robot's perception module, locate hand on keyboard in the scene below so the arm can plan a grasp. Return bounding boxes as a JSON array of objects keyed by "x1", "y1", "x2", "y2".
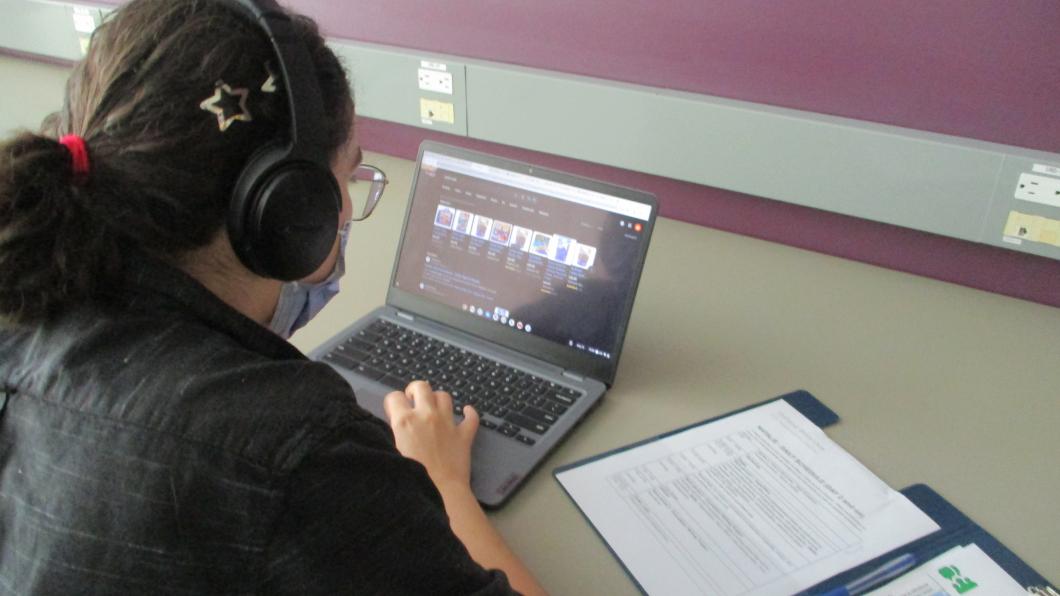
[
  {"x1": 383, "y1": 380, "x2": 480, "y2": 493},
  {"x1": 324, "y1": 319, "x2": 584, "y2": 448}
]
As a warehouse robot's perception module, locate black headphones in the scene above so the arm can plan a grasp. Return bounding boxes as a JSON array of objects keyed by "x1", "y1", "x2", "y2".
[{"x1": 224, "y1": 0, "x2": 341, "y2": 281}]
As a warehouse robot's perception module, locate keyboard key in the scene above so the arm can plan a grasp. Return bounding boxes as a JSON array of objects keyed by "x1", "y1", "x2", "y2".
[
  {"x1": 515, "y1": 435, "x2": 536, "y2": 446},
  {"x1": 346, "y1": 336, "x2": 374, "y2": 350},
  {"x1": 498, "y1": 423, "x2": 520, "y2": 437},
  {"x1": 547, "y1": 392, "x2": 575, "y2": 406},
  {"x1": 353, "y1": 363, "x2": 386, "y2": 381},
  {"x1": 505, "y1": 412, "x2": 550, "y2": 435},
  {"x1": 380, "y1": 374, "x2": 405, "y2": 390},
  {"x1": 544, "y1": 401, "x2": 568, "y2": 416},
  {"x1": 323, "y1": 351, "x2": 361, "y2": 370},
  {"x1": 355, "y1": 328, "x2": 380, "y2": 341},
  {"x1": 558, "y1": 386, "x2": 581, "y2": 400},
  {"x1": 480, "y1": 419, "x2": 498, "y2": 430},
  {"x1": 522, "y1": 406, "x2": 559, "y2": 425}
]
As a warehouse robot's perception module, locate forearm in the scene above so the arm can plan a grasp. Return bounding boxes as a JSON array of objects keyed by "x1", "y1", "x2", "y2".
[{"x1": 437, "y1": 483, "x2": 548, "y2": 596}]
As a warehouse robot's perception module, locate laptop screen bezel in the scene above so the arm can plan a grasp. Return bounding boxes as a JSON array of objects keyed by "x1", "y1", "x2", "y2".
[{"x1": 384, "y1": 141, "x2": 657, "y2": 386}]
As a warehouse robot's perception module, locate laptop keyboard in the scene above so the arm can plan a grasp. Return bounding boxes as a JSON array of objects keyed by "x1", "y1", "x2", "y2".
[{"x1": 322, "y1": 319, "x2": 583, "y2": 446}]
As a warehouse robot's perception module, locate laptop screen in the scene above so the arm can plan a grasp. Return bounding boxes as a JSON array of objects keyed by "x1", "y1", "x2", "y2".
[{"x1": 389, "y1": 143, "x2": 656, "y2": 382}]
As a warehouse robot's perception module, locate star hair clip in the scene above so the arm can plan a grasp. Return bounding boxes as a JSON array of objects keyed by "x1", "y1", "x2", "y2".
[{"x1": 199, "y1": 80, "x2": 253, "y2": 132}]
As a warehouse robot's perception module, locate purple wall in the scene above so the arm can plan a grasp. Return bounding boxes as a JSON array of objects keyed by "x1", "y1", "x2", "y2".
[
  {"x1": 82, "y1": 0, "x2": 1060, "y2": 306},
  {"x1": 303, "y1": 0, "x2": 1060, "y2": 154}
]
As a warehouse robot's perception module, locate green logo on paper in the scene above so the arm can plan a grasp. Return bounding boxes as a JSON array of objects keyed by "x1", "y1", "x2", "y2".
[{"x1": 938, "y1": 565, "x2": 978, "y2": 594}]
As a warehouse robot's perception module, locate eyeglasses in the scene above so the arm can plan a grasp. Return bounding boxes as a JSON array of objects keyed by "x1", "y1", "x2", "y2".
[{"x1": 348, "y1": 163, "x2": 388, "y2": 221}]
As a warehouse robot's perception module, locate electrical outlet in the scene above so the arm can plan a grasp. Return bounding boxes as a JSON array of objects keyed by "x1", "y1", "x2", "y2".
[
  {"x1": 71, "y1": 7, "x2": 98, "y2": 34},
  {"x1": 1014, "y1": 173, "x2": 1060, "y2": 208},
  {"x1": 418, "y1": 68, "x2": 453, "y2": 95},
  {"x1": 70, "y1": 6, "x2": 104, "y2": 56}
]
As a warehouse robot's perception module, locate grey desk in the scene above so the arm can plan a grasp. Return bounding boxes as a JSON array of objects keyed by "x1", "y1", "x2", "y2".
[{"x1": 4, "y1": 54, "x2": 1058, "y2": 594}]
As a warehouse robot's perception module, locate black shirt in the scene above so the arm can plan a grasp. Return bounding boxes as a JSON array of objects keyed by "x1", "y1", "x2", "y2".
[{"x1": 0, "y1": 255, "x2": 514, "y2": 595}]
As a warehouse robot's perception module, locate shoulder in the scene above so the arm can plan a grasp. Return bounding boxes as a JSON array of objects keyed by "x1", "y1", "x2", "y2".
[
  {"x1": 122, "y1": 316, "x2": 374, "y2": 473},
  {"x1": 1, "y1": 302, "x2": 374, "y2": 474}
]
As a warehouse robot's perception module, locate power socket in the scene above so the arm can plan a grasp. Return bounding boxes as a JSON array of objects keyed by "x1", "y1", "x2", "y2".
[
  {"x1": 418, "y1": 68, "x2": 453, "y2": 95},
  {"x1": 1014, "y1": 172, "x2": 1060, "y2": 208}
]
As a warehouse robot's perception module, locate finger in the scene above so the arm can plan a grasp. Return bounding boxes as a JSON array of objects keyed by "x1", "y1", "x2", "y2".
[
  {"x1": 434, "y1": 391, "x2": 454, "y2": 423},
  {"x1": 382, "y1": 390, "x2": 412, "y2": 421},
  {"x1": 405, "y1": 380, "x2": 437, "y2": 409},
  {"x1": 458, "y1": 405, "x2": 480, "y2": 443}
]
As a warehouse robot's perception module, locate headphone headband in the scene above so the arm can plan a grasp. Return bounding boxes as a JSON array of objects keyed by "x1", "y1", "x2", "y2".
[
  {"x1": 224, "y1": 0, "x2": 343, "y2": 281},
  {"x1": 226, "y1": 0, "x2": 328, "y2": 162}
]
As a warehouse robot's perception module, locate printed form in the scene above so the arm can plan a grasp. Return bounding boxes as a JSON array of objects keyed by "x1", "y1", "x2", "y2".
[{"x1": 556, "y1": 400, "x2": 940, "y2": 596}]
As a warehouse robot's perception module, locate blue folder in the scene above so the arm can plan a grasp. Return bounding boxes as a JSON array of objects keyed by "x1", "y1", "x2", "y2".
[{"x1": 553, "y1": 389, "x2": 1056, "y2": 595}]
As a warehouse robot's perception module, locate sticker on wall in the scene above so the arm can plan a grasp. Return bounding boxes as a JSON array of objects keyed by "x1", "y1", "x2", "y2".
[
  {"x1": 1032, "y1": 163, "x2": 1060, "y2": 178},
  {"x1": 1002, "y1": 211, "x2": 1060, "y2": 248},
  {"x1": 420, "y1": 98, "x2": 455, "y2": 125}
]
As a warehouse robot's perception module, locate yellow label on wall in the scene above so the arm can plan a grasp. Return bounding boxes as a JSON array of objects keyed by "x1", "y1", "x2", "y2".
[
  {"x1": 420, "y1": 98, "x2": 455, "y2": 125},
  {"x1": 1003, "y1": 211, "x2": 1060, "y2": 247}
]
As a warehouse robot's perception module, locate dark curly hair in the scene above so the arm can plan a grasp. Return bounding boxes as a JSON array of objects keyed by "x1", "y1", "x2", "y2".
[{"x1": 0, "y1": 0, "x2": 353, "y2": 325}]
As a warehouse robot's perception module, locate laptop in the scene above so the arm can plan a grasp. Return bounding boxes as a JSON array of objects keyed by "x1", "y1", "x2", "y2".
[{"x1": 310, "y1": 141, "x2": 657, "y2": 507}]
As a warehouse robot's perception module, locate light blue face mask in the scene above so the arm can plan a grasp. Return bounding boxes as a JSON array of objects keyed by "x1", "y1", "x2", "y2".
[{"x1": 268, "y1": 222, "x2": 350, "y2": 339}]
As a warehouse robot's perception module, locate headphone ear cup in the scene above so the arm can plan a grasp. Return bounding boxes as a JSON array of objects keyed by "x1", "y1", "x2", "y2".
[
  {"x1": 229, "y1": 149, "x2": 341, "y2": 281},
  {"x1": 254, "y1": 164, "x2": 340, "y2": 280}
]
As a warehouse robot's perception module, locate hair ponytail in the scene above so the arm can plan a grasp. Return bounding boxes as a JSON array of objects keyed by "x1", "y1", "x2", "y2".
[
  {"x1": 0, "y1": 0, "x2": 352, "y2": 326},
  {"x1": 0, "y1": 132, "x2": 122, "y2": 325}
]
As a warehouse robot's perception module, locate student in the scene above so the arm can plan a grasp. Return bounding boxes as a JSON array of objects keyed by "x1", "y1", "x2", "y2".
[{"x1": 0, "y1": 0, "x2": 545, "y2": 593}]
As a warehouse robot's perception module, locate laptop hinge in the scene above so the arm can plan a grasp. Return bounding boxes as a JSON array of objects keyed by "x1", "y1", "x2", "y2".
[
  {"x1": 396, "y1": 311, "x2": 415, "y2": 322},
  {"x1": 561, "y1": 370, "x2": 585, "y2": 382}
]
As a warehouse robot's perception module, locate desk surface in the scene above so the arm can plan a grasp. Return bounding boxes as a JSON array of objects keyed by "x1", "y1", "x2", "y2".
[
  {"x1": 4, "y1": 54, "x2": 1058, "y2": 593},
  {"x1": 292, "y1": 150, "x2": 1060, "y2": 592}
]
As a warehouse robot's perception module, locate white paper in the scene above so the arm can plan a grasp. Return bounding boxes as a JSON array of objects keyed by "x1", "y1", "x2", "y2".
[
  {"x1": 556, "y1": 400, "x2": 940, "y2": 596},
  {"x1": 866, "y1": 544, "x2": 1026, "y2": 596}
]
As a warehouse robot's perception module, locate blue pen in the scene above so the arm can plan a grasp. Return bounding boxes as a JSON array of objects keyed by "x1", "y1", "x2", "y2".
[{"x1": 818, "y1": 553, "x2": 918, "y2": 596}]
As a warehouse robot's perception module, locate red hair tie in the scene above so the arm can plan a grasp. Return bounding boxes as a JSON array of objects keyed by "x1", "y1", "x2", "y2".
[{"x1": 59, "y1": 134, "x2": 91, "y2": 186}]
